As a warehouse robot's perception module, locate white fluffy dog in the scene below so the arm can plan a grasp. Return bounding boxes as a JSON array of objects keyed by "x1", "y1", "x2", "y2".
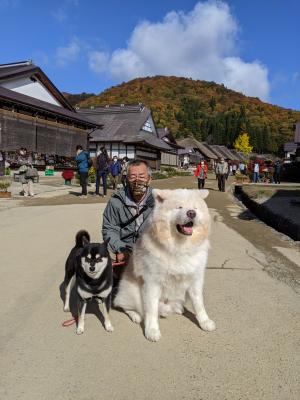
[{"x1": 114, "y1": 188, "x2": 216, "y2": 342}]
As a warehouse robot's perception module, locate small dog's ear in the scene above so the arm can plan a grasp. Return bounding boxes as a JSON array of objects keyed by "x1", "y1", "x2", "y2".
[
  {"x1": 82, "y1": 235, "x2": 90, "y2": 246},
  {"x1": 153, "y1": 189, "x2": 165, "y2": 203}
]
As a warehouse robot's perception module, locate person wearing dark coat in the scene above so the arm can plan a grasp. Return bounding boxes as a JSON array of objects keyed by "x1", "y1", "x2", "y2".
[
  {"x1": 94, "y1": 147, "x2": 109, "y2": 197},
  {"x1": 273, "y1": 160, "x2": 281, "y2": 184},
  {"x1": 75, "y1": 145, "x2": 90, "y2": 197},
  {"x1": 109, "y1": 156, "x2": 122, "y2": 190}
]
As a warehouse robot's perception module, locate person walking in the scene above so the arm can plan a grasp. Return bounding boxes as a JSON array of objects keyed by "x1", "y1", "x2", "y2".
[
  {"x1": 121, "y1": 157, "x2": 129, "y2": 189},
  {"x1": 109, "y1": 156, "x2": 122, "y2": 190},
  {"x1": 232, "y1": 164, "x2": 237, "y2": 175},
  {"x1": 215, "y1": 157, "x2": 228, "y2": 192},
  {"x1": 0, "y1": 150, "x2": 5, "y2": 176},
  {"x1": 18, "y1": 148, "x2": 38, "y2": 197},
  {"x1": 194, "y1": 160, "x2": 208, "y2": 189},
  {"x1": 94, "y1": 146, "x2": 109, "y2": 197},
  {"x1": 253, "y1": 161, "x2": 260, "y2": 183},
  {"x1": 273, "y1": 160, "x2": 281, "y2": 184},
  {"x1": 75, "y1": 145, "x2": 90, "y2": 197}
]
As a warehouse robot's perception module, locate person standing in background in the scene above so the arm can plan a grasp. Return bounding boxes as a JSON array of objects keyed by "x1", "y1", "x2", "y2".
[
  {"x1": 94, "y1": 146, "x2": 109, "y2": 197},
  {"x1": 121, "y1": 157, "x2": 129, "y2": 189},
  {"x1": 0, "y1": 150, "x2": 5, "y2": 176},
  {"x1": 109, "y1": 156, "x2": 122, "y2": 191},
  {"x1": 194, "y1": 160, "x2": 208, "y2": 189},
  {"x1": 253, "y1": 161, "x2": 260, "y2": 183},
  {"x1": 273, "y1": 160, "x2": 281, "y2": 184},
  {"x1": 75, "y1": 145, "x2": 90, "y2": 197},
  {"x1": 215, "y1": 157, "x2": 228, "y2": 192}
]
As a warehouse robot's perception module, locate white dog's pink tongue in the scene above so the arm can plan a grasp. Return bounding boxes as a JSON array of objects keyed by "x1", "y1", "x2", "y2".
[{"x1": 182, "y1": 225, "x2": 193, "y2": 235}]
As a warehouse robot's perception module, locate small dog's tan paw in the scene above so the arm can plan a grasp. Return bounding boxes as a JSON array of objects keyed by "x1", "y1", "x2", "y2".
[
  {"x1": 199, "y1": 319, "x2": 216, "y2": 332},
  {"x1": 63, "y1": 305, "x2": 70, "y2": 312},
  {"x1": 105, "y1": 322, "x2": 114, "y2": 332},
  {"x1": 145, "y1": 328, "x2": 161, "y2": 342},
  {"x1": 76, "y1": 326, "x2": 84, "y2": 335}
]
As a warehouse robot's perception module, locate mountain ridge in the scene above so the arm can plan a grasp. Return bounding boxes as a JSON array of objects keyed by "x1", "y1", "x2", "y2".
[{"x1": 71, "y1": 76, "x2": 300, "y2": 154}]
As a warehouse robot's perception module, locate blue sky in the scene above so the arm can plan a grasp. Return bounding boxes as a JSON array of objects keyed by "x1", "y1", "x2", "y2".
[{"x1": 1, "y1": 0, "x2": 299, "y2": 110}]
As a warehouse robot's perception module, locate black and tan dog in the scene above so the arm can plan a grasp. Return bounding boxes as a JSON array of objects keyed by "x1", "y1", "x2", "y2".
[{"x1": 63, "y1": 230, "x2": 114, "y2": 335}]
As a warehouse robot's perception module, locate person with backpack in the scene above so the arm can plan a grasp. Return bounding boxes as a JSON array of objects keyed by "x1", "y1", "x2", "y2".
[
  {"x1": 94, "y1": 146, "x2": 109, "y2": 197},
  {"x1": 75, "y1": 145, "x2": 91, "y2": 197},
  {"x1": 18, "y1": 148, "x2": 39, "y2": 197}
]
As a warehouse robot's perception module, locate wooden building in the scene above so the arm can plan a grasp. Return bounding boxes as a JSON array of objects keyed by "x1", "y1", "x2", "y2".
[
  {"x1": 78, "y1": 104, "x2": 176, "y2": 170},
  {"x1": 0, "y1": 61, "x2": 99, "y2": 159},
  {"x1": 157, "y1": 128, "x2": 182, "y2": 166}
]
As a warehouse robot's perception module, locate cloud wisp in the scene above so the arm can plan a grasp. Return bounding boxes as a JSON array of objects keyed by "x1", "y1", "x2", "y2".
[
  {"x1": 88, "y1": 1, "x2": 270, "y2": 100},
  {"x1": 55, "y1": 38, "x2": 81, "y2": 66}
]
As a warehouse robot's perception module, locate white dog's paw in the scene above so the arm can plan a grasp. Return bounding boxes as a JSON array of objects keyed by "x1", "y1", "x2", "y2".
[
  {"x1": 172, "y1": 303, "x2": 184, "y2": 315},
  {"x1": 104, "y1": 321, "x2": 114, "y2": 332},
  {"x1": 126, "y1": 310, "x2": 142, "y2": 324},
  {"x1": 63, "y1": 305, "x2": 70, "y2": 312},
  {"x1": 76, "y1": 326, "x2": 84, "y2": 335},
  {"x1": 159, "y1": 303, "x2": 172, "y2": 318},
  {"x1": 145, "y1": 328, "x2": 161, "y2": 342},
  {"x1": 199, "y1": 319, "x2": 216, "y2": 332}
]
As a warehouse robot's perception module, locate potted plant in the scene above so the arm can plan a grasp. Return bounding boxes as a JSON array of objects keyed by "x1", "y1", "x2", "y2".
[
  {"x1": 61, "y1": 169, "x2": 75, "y2": 185},
  {"x1": 0, "y1": 178, "x2": 12, "y2": 198}
]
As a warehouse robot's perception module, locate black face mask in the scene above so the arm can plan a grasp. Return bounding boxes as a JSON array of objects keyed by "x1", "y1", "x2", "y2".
[{"x1": 128, "y1": 179, "x2": 149, "y2": 196}]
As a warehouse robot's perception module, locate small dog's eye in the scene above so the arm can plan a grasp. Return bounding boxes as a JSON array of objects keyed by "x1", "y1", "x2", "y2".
[
  {"x1": 177, "y1": 206, "x2": 183, "y2": 209},
  {"x1": 96, "y1": 257, "x2": 102, "y2": 263}
]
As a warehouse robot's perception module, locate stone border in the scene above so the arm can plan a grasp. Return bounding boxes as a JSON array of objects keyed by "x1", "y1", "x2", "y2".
[{"x1": 234, "y1": 185, "x2": 300, "y2": 241}]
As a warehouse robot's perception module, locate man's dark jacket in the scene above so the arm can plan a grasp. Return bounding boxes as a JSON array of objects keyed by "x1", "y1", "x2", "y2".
[{"x1": 102, "y1": 187, "x2": 154, "y2": 254}]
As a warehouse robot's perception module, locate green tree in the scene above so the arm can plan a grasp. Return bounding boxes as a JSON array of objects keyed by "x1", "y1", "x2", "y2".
[{"x1": 233, "y1": 132, "x2": 253, "y2": 154}]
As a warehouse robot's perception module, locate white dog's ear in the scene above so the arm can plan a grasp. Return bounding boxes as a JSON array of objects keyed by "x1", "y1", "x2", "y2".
[
  {"x1": 152, "y1": 189, "x2": 165, "y2": 203},
  {"x1": 198, "y1": 189, "x2": 209, "y2": 199}
]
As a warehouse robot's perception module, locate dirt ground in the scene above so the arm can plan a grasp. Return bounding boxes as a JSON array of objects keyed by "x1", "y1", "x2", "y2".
[{"x1": 0, "y1": 175, "x2": 299, "y2": 400}]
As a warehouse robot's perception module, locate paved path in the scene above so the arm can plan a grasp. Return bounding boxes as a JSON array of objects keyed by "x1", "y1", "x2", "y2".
[{"x1": 0, "y1": 176, "x2": 299, "y2": 400}]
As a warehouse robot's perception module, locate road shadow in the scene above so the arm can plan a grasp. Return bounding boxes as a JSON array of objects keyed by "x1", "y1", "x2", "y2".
[{"x1": 182, "y1": 307, "x2": 199, "y2": 327}]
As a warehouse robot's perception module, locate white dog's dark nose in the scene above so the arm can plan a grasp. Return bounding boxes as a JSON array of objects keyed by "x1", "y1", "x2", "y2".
[
  {"x1": 187, "y1": 210, "x2": 196, "y2": 219},
  {"x1": 89, "y1": 266, "x2": 95, "y2": 272}
]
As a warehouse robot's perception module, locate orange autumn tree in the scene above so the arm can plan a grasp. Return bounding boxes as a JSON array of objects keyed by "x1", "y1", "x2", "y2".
[{"x1": 233, "y1": 132, "x2": 253, "y2": 155}]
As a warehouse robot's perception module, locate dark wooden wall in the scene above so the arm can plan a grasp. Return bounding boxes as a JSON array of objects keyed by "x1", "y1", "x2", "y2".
[{"x1": 0, "y1": 112, "x2": 88, "y2": 156}]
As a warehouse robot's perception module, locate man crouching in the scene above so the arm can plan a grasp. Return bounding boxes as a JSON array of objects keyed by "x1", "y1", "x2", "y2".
[{"x1": 102, "y1": 159, "x2": 154, "y2": 267}]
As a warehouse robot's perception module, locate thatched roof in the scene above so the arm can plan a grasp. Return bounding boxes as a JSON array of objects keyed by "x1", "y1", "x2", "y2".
[{"x1": 177, "y1": 137, "x2": 217, "y2": 159}]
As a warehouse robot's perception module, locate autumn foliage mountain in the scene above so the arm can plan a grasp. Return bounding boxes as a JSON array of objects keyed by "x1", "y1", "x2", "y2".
[{"x1": 74, "y1": 76, "x2": 300, "y2": 154}]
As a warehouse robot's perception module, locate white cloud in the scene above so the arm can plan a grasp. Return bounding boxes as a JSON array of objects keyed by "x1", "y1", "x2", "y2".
[
  {"x1": 89, "y1": 1, "x2": 270, "y2": 100},
  {"x1": 88, "y1": 51, "x2": 110, "y2": 73},
  {"x1": 51, "y1": 8, "x2": 68, "y2": 23},
  {"x1": 55, "y1": 39, "x2": 81, "y2": 66}
]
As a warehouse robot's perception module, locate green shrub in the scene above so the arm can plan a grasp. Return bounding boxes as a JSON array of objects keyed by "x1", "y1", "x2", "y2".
[
  {"x1": 152, "y1": 171, "x2": 167, "y2": 180},
  {"x1": 0, "y1": 179, "x2": 11, "y2": 191}
]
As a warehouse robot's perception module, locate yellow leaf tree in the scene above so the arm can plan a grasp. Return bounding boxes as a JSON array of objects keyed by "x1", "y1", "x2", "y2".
[{"x1": 233, "y1": 132, "x2": 253, "y2": 155}]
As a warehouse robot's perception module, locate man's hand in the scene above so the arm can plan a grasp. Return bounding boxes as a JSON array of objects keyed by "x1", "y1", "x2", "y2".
[{"x1": 116, "y1": 252, "x2": 129, "y2": 263}]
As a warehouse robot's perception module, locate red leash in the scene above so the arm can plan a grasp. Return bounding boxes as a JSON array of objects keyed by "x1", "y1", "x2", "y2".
[{"x1": 61, "y1": 260, "x2": 126, "y2": 327}]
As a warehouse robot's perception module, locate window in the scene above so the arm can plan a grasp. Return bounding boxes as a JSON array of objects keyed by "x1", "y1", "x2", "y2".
[{"x1": 142, "y1": 119, "x2": 153, "y2": 132}]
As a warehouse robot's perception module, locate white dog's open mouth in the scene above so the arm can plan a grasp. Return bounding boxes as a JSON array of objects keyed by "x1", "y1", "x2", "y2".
[{"x1": 176, "y1": 221, "x2": 193, "y2": 235}]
